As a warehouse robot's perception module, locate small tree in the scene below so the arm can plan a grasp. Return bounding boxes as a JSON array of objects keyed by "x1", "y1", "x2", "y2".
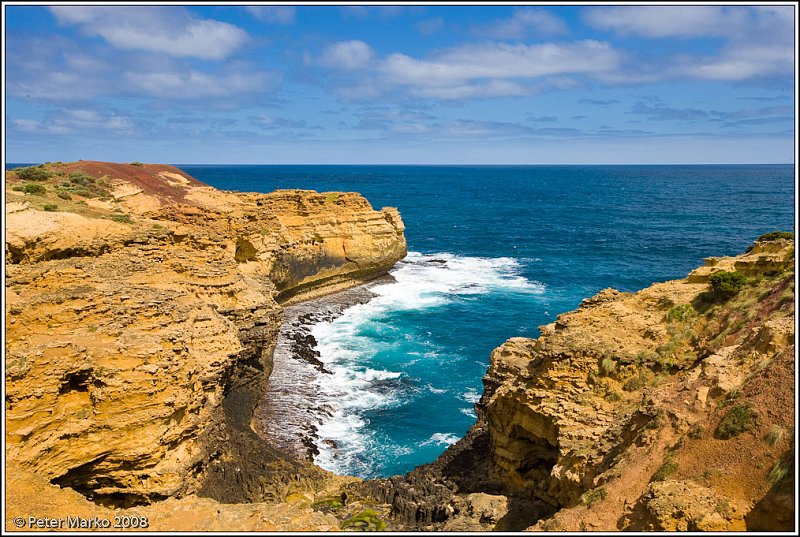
[{"x1": 708, "y1": 271, "x2": 747, "y2": 300}]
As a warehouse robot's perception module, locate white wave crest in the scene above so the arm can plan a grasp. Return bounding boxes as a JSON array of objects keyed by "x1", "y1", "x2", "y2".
[
  {"x1": 311, "y1": 251, "x2": 544, "y2": 475},
  {"x1": 421, "y1": 432, "x2": 460, "y2": 446}
]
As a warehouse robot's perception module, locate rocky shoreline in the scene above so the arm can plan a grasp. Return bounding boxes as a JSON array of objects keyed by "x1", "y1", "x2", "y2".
[
  {"x1": 254, "y1": 276, "x2": 394, "y2": 462},
  {"x1": 4, "y1": 161, "x2": 795, "y2": 532}
]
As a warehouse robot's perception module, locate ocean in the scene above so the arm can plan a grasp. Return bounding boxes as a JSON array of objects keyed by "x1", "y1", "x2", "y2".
[{"x1": 22, "y1": 163, "x2": 776, "y2": 478}]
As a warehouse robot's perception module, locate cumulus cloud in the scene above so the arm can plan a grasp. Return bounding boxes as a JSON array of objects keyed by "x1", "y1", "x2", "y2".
[
  {"x1": 378, "y1": 41, "x2": 619, "y2": 98},
  {"x1": 315, "y1": 39, "x2": 623, "y2": 100},
  {"x1": 472, "y1": 8, "x2": 568, "y2": 39},
  {"x1": 122, "y1": 68, "x2": 270, "y2": 100},
  {"x1": 320, "y1": 40, "x2": 375, "y2": 70},
  {"x1": 584, "y1": 6, "x2": 794, "y2": 82},
  {"x1": 50, "y1": 6, "x2": 248, "y2": 60},
  {"x1": 583, "y1": 6, "x2": 747, "y2": 38},
  {"x1": 12, "y1": 108, "x2": 136, "y2": 135},
  {"x1": 245, "y1": 6, "x2": 295, "y2": 25}
]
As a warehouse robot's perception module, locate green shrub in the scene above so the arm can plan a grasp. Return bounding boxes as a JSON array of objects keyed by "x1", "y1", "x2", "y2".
[
  {"x1": 652, "y1": 459, "x2": 678, "y2": 481},
  {"x1": 43, "y1": 204, "x2": 58, "y2": 212},
  {"x1": 666, "y1": 304, "x2": 697, "y2": 323},
  {"x1": 581, "y1": 487, "x2": 607, "y2": 507},
  {"x1": 69, "y1": 171, "x2": 96, "y2": 185},
  {"x1": 716, "y1": 404, "x2": 757, "y2": 439},
  {"x1": 109, "y1": 213, "x2": 133, "y2": 224},
  {"x1": 757, "y1": 231, "x2": 794, "y2": 242},
  {"x1": 600, "y1": 356, "x2": 617, "y2": 376},
  {"x1": 311, "y1": 498, "x2": 344, "y2": 512},
  {"x1": 688, "y1": 423, "x2": 704, "y2": 439},
  {"x1": 57, "y1": 191, "x2": 72, "y2": 200},
  {"x1": 341, "y1": 509, "x2": 386, "y2": 531},
  {"x1": 12, "y1": 183, "x2": 47, "y2": 195},
  {"x1": 15, "y1": 166, "x2": 52, "y2": 181},
  {"x1": 768, "y1": 459, "x2": 792, "y2": 487},
  {"x1": 130, "y1": 161, "x2": 144, "y2": 167},
  {"x1": 708, "y1": 271, "x2": 748, "y2": 300},
  {"x1": 623, "y1": 376, "x2": 644, "y2": 392}
]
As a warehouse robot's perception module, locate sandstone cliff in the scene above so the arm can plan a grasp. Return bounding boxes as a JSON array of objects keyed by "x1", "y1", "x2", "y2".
[
  {"x1": 5, "y1": 162, "x2": 406, "y2": 508},
  {"x1": 361, "y1": 236, "x2": 794, "y2": 532},
  {"x1": 5, "y1": 162, "x2": 795, "y2": 533}
]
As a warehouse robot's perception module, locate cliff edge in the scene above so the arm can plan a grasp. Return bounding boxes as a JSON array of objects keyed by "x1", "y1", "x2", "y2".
[
  {"x1": 360, "y1": 235, "x2": 794, "y2": 532},
  {"x1": 5, "y1": 162, "x2": 406, "y2": 510}
]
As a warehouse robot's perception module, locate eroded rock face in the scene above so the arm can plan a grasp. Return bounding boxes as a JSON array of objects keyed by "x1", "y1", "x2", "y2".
[
  {"x1": 5, "y1": 163, "x2": 406, "y2": 505},
  {"x1": 365, "y1": 238, "x2": 793, "y2": 531},
  {"x1": 477, "y1": 240, "x2": 794, "y2": 526},
  {"x1": 639, "y1": 480, "x2": 745, "y2": 531}
]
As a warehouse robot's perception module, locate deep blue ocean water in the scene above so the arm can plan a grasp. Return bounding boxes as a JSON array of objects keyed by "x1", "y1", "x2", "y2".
[
  {"x1": 13, "y1": 163, "x2": 792, "y2": 477},
  {"x1": 176, "y1": 164, "x2": 794, "y2": 478}
]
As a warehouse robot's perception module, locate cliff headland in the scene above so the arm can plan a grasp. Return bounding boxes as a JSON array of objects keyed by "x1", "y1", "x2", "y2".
[{"x1": 4, "y1": 162, "x2": 795, "y2": 532}]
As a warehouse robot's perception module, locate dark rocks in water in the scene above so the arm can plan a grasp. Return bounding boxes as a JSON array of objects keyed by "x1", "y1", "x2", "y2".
[
  {"x1": 428, "y1": 258, "x2": 448, "y2": 264},
  {"x1": 370, "y1": 377, "x2": 415, "y2": 397},
  {"x1": 323, "y1": 439, "x2": 338, "y2": 450},
  {"x1": 302, "y1": 435, "x2": 320, "y2": 459},
  {"x1": 287, "y1": 328, "x2": 331, "y2": 374}
]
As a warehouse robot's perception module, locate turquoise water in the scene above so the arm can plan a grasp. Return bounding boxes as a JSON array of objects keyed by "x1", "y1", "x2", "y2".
[{"x1": 181, "y1": 164, "x2": 794, "y2": 478}]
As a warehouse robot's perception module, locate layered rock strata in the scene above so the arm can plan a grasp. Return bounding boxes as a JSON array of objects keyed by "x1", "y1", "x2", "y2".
[
  {"x1": 5, "y1": 162, "x2": 406, "y2": 506},
  {"x1": 360, "y1": 237, "x2": 794, "y2": 531}
]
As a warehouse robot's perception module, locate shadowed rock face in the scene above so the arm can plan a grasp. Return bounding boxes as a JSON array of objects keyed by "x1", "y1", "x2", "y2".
[
  {"x1": 5, "y1": 162, "x2": 406, "y2": 506},
  {"x1": 355, "y1": 238, "x2": 794, "y2": 531}
]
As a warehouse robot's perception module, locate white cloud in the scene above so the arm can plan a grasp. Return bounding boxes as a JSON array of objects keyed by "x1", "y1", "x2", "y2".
[
  {"x1": 245, "y1": 6, "x2": 295, "y2": 25},
  {"x1": 473, "y1": 8, "x2": 568, "y2": 39},
  {"x1": 380, "y1": 41, "x2": 619, "y2": 91},
  {"x1": 583, "y1": 6, "x2": 748, "y2": 38},
  {"x1": 122, "y1": 69, "x2": 269, "y2": 99},
  {"x1": 12, "y1": 108, "x2": 135, "y2": 135},
  {"x1": 50, "y1": 6, "x2": 248, "y2": 60},
  {"x1": 584, "y1": 6, "x2": 794, "y2": 83},
  {"x1": 318, "y1": 40, "x2": 621, "y2": 100},
  {"x1": 320, "y1": 40, "x2": 375, "y2": 70}
]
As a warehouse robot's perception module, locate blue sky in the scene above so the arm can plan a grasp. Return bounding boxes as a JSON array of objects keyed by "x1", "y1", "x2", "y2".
[{"x1": 4, "y1": 4, "x2": 796, "y2": 164}]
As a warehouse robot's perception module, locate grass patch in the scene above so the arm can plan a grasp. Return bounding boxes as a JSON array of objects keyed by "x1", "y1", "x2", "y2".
[
  {"x1": 765, "y1": 425, "x2": 786, "y2": 447},
  {"x1": 767, "y1": 459, "x2": 792, "y2": 487},
  {"x1": 311, "y1": 497, "x2": 344, "y2": 512},
  {"x1": 43, "y1": 204, "x2": 58, "y2": 212},
  {"x1": 666, "y1": 303, "x2": 696, "y2": 323},
  {"x1": 688, "y1": 423, "x2": 704, "y2": 440},
  {"x1": 600, "y1": 356, "x2": 617, "y2": 376},
  {"x1": 581, "y1": 487, "x2": 607, "y2": 507},
  {"x1": 716, "y1": 403, "x2": 757, "y2": 439},
  {"x1": 108, "y1": 213, "x2": 133, "y2": 224},
  {"x1": 652, "y1": 459, "x2": 678, "y2": 481},
  {"x1": 341, "y1": 509, "x2": 386, "y2": 531}
]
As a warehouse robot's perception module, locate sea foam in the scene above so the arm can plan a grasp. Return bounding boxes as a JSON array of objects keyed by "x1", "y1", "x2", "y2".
[{"x1": 311, "y1": 251, "x2": 544, "y2": 476}]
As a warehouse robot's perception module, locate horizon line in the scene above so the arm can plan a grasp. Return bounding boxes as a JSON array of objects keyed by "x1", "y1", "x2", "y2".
[{"x1": 5, "y1": 161, "x2": 795, "y2": 167}]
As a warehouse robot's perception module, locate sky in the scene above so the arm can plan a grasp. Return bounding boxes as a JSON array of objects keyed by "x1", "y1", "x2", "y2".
[{"x1": 3, "y1": 3, "x2": 797, "y2": 164}]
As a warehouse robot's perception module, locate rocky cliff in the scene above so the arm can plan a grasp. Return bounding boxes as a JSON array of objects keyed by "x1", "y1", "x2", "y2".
[
  {"x1": 4, "y1": 162, "x2": 794, "y2": 533},
  {"x1": 5, "y1": 162, "x2": 406, "y2": 508},
  {"x1": 359, "y1": 235, "x2": 794, "y2": 532}
]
